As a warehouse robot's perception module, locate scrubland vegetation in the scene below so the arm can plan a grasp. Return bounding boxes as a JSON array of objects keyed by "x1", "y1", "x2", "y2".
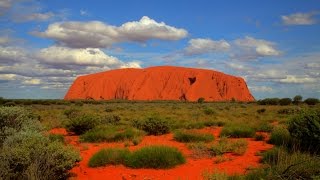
[{"x1": 0, "y1": 95, "x2": 319, "y2": 179}]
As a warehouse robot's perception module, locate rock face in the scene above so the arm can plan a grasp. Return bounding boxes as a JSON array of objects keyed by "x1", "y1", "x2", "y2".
[{"x1": 64, "y1": 66, "x2": 254, "y2": 101}]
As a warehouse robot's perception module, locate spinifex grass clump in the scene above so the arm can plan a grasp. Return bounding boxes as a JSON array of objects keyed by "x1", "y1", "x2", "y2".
[
  {"x1": 88, "y1": 148, "x2": 130, "y2": 167},
  {"x1": 80, "y1": 126, "x2": 144, "y2": 143},
  {"x1": 220, "y1": 124, "x2": 255, "y2": 138},
  {"x1": 126, "y1": 145, "x2": 185, "y2": 169},
  {"x1": 268, "y1": 126, "x2": 292, "y2": 147},
  {"x1": 173, "y1": 130, "x2": 214, "y2": 143},
  {"x1": 88, "y1": 145, "x2": 186, "y2": 169},
  {"x1": 210, "y1": 137, "x2": 248, "y2": 156}
]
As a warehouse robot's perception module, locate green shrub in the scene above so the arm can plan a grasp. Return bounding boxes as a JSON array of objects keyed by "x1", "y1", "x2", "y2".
[
  {"x1": 258, "y1": 147, "x2": 320, "y2": 179},
  {"x1": 255, "y1": 122, "x2": 273, "y2": 132},
  {"x1": 0, "y1": 107, "x2": 40, "y2": 145},
  {"x1": 257, "y1": 108, "x2": 266, "y2": 114},
  {"x1": 203, "y1": 108, "x2": 216, "y2": 115},
  {"x1": 174, "y1": 130, "x2": 214, "y2": 143},
  {"x1": 304, "y1": 98, "x2": 319, "y2": 105},
  {"x1": 220, "y1": 124, "x2": 255, "y2": 138},
  {"x1": 268, "y1": 126, "x2": 292, "y2": 146},
  {"x1": 279, "y1": 98, "x2": 292, "y2": 106},
  {"x1": 48, "y1": 134, "x2": 65, "y2": 143},
  {"x1": 88, "y1": 148, "x2": 130, "y2": 167},
  {"x1": 3, "y1": 101, "x2": 16, "y2": 106},
  {"x1": 254, "y1": 134, "x2": 265, "y2": 141},
  {"x1": 0, "y1": 131, "x2": 80, "y2": 180},
  {"x1": 101, "y1": 114, "x2": 121, "y2": 125},
  {"x1": 105, "y1": 107, "x2": 114, "y2": 112},
  {"x1": 288, "y1": 110, "x2": 320, "y2": 153},
  {"x1": 277, "y1": 108, "x2": 300, "y2": 115},
  {"x1": 66, "y1": 114, "x2": 98, "y2": 135},
  {"x1": 257, "y1": 98, "x2": 280, "y2": 105},
  {"x1": 63, "y1": 108, "x2": 81, "y2": 119},
  {"x1": 210, "y1": 138, "x2": 248, "y2": 156},
  {"x1": 198, "y1": 97, "x2": 205, "y2": 103},
  {"x1": 125, "y1": 145, "x2": 185, "y2": 169},
  {"x1": 80, "y1": 126, "x2": 144, "y2": 143},
  {"x1": 135, "y1": 116, "x2": 170, "y2": 135}
]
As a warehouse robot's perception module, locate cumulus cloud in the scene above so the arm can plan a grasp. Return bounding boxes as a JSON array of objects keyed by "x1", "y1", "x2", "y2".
[
  {"x1": 278, "y1": 75, "x2": 317, "y2": 84},
  {"x1": 33, "y1": 16, "x2": 188, "y2": 48},
  {"x1": 249, "y1": 86, "x2": 273, "y2": 92},
  {"x1": 0, "y1": 73, "x2": 17, "y2": 81},
  {"x1": 184, "y1": 38, "x2": 230, "y2": 55},
  {"x1": 22, "y1": 78, "x2": 41, "y2": 85},
  {"x1": 0, "y1": 46, "x2": 29, "y2": 64},
  {"x1": 234, "y1": 36, "x2": 280, "y2": 57},
  {"x1": 37, "y1": 46, "x2": 120, "y2": 67},
  {"x1": 282, "y1": 12, "x2": 318, "y2": 25}
]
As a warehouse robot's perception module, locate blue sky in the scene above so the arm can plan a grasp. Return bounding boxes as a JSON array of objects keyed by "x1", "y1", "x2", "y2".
[{"x1": 0, "y1": 0, "x2": 319, "y2": 99}]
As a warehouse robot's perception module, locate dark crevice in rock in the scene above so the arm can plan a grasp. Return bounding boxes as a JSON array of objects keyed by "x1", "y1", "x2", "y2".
[{"x1": 188, "y1": 77, "x2": 196, "y2": 85}]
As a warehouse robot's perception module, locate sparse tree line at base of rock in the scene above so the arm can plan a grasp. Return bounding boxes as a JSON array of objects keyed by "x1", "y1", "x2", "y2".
[{"x1": 0, "y1": 95, "x2": 319, "y2": 106}]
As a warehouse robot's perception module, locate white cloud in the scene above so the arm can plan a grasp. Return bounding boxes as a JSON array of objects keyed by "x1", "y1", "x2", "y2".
[
  {"x1": 0, "y1": 46, "x2": 28, "y2": 64},
  {"x1": 34, "y1": 16, "x2": 188, "y2": 48},
  {"x1": 249, "y1": 86, "x2": 273, "y2": 92},
  {"x1": 0, "y1": 74, "x2": 17, "y2": 81},
  {"x1": 37, "y1": 46, "x2": 120, "y2": 66},
  {"x1": 22, "y1": 78, "x2": 41, "y2": 85},
  {"x1": 184, "y1": 38, "x2": 230, "y2": 55},
  {"x1": 278, "y1": 75, "x2": 317, "y2": 84},
  {"x1": 234, "y1": 36, "x2": 280, "y2": 57},
  {"x1": 282, "y1": 12, "x2": 318, "y2": 25},
  {"x1": 14, "y1": 12, "x2": 55, "y2": 22},
  {"x1": 80, "y1": 10, "x2": 89, "y2": 16}
]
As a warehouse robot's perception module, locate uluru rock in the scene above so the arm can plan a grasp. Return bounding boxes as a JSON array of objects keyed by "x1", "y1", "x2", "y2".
[{"x1": 64, "y1": 66, "x2": 254, "y2": 101}]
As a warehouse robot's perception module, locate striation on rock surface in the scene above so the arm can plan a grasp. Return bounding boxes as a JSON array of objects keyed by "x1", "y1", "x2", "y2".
[{"x1": 64, "y1": 66, "x2": 254, "y2": 101}]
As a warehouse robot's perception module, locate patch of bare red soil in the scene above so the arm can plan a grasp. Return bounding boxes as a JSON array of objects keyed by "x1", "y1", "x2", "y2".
[{"x1": 49, "y1": 127, "x2": 273, "y2": 180}]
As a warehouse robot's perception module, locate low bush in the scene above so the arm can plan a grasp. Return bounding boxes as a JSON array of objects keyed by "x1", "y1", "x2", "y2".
[
  {"x1": 288, "y1": 110, "x2": 320, "y2": 153},
  {"x1": 125, "y1": 145, "x2": 185, "y2": 169},
  {"x1": 210, "y1": 138, "x2": 248, "y2": 156},
  {"x1": 174, "y1": 130, "x2": 214, "y2": 143},
  {"x1": 80, "y1": 126, "x2": 144, "y2": 143},
  {"x1": 277, "y1": 108, "x2": 300, "y2": 115},
  {"x1": 255, "y1": 122, "x2": 273, "y2": 132},
  {"x1": 257, "y1": 98, "x2": 280, "y2": 105},
  {"x1": 279, "y1": 98, "x2": 292, "y2": 106},
  {"x1": 257, "y1": 108, "x2": 266, "y2": 114},
  {"x1": 0, "y1": 106, "x2": 41, "y2": 146},
  {"x1": 198, "y1": 97, "x2": 205, "y2": 103},
  {"x1": 187, "y1": 142, "x2": 211, "y2": 158},
  {"x1": 134, "y1": 116, "x2": 170, "y2": 135},
  {"x1": 257, "y1": 147, "x2": 320, "y2": 179},
  {"x1": 101, "y1": 114, "x2": 121, "y2": 125},
  {"x1": 66, "y1": 114, "x2": 99, "y2": 135},
  {"x1": 268, "y1": 126, "x2": 292, "y2": 147},
  {"x1": 48, "y1": 134, "x2": 65, "y2": 143},
  {"x1": 0, "y1": 131, "x2": 80, "y2": 180},
  {"x1": 254, "y1": 134, "x2": 265, "y2": 141},
  {"x1": 63, "y1": 108, "x2": 81, "y2": 119},
  {"x1": 88, "y1": 148, "x2": 130, "y2": 167},
  {"x1": 220, "y1": 124, "x2": 255, "y2": 138},
  {"x1": 203, "y1": 108, "x2": 216, "y2": 115},
  {"x1": 304, "y1": 98, "x2": 319, "y2": 105}
]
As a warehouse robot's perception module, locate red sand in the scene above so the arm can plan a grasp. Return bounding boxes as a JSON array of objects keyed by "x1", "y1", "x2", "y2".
[
  {"x1": 64, "y1": 66, "x2": 254, "y2": 102},
  {"x1": 50, "y1": 127, "x2": 273, "y2": 180}
]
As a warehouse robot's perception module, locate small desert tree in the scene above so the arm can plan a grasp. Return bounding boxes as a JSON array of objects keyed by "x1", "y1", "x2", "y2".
[{"x1": 293, "y1": 95, "x2": 302, "y2": 105}]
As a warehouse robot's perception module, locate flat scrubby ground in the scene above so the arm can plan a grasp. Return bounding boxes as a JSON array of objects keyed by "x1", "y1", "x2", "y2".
[{"x1": 27, "y1": 101, "x2": 320, "y2": 179}]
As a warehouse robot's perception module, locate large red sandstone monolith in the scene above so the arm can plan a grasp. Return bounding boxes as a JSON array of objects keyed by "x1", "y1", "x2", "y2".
[{"x1": 64, "y1": 66, "x2": 254, "y2": 101}]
